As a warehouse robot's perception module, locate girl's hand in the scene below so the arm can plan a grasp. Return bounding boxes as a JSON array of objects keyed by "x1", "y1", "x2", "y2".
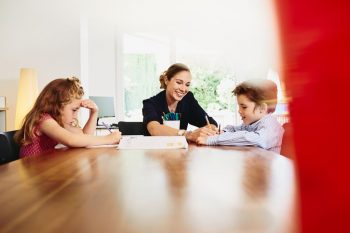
[
  {"x1": 196, "y1": 135, "x2": 209, "y2": 145},
  {"x1": 81, "y1": 99, "x2": 98, "y2": 114},
  {"x1": 106, "y1": 130, "x2": 122, "y2": 144}
]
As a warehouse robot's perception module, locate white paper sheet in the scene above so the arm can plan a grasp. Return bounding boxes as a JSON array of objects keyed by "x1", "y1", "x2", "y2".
[{"x1": 118, "y1": 136, "x2": 188, "y2": 149}]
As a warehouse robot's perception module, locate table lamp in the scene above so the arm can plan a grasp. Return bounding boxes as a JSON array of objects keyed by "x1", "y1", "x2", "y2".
[{"x1": 15, "y1": 68, "x2": 39, "y2": 129}]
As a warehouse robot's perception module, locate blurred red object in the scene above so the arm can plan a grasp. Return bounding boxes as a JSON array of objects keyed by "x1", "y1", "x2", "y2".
[{"x1": 275, "y1": 1, "x2": 350, "y2": 232}]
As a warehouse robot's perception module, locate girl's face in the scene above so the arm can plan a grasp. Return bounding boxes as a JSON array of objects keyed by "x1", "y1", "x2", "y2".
[
  {"x1": 165, "y1": 71, "x2": 192, "y2": 103},
  {"x1": 61, "y1": 98, "x2": 81, "y2": 127},
  {"x1": 237, "y1": 94, "x2": 266, "y2": 125}
]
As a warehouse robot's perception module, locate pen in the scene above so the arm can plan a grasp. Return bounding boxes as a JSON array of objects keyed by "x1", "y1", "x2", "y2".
[
  {"x1": 218, "y1": 124, "x2": 221, "y2": 133},
  {"x1": 205, "y1": 115, "x2": 212, "y2": 129},
  {"x1": 101, "y1": 122, "x2": 112, "y2": 133}
]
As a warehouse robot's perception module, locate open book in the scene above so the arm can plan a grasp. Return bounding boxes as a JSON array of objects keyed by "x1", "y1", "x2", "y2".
[{"x1": 118, "y1": 136, "x2": 188, "y2": 149}]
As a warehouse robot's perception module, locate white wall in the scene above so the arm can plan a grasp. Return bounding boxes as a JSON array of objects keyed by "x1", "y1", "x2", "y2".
[
  {"x1": 0, "y1": 0, "x2": 81, "y2": 130},
  {"x1": 77, "y1": 17, "x2": 118, "y2": 124},
  {"x1": 84, "y1": 0, "x2": 280, "y2": 80},
  {"x1": 87, "y1": 18, "x2": 116, "y2": 96},
  {"x1": 0, "y1": 0, "x2": 280, "y2": 129},
  {"x1": 0, "y1": 0, "x2": 81, "y2": 85}
]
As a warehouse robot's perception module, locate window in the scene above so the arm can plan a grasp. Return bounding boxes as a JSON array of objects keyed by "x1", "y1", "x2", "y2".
[{"x1": 123, "y1": 34, "x2": 170, "y2": 121}]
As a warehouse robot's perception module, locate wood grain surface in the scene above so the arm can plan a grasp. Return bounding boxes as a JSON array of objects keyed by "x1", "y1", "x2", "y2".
[{"x1": 0, "y1": 144, "x2": 297, "y2": 233}]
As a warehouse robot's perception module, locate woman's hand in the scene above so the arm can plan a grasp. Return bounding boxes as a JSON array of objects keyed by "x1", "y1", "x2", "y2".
[
  {"x1": 196, "y1": 135, "x2": 208, "y2": 145},
  {"x1": 205, "y1": 124, "x2": 219, "y2": 134},
  {"x1": 81, "y1": 99, "x2": 98, "y2": 114},
  {"x1": 186, "y1": 127, "x2": 216, "y2": 142}
]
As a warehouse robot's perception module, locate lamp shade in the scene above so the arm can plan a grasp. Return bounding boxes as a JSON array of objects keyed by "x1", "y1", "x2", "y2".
[{"x1": 15, "y1": 68, "x2": 39, "y2": 129}]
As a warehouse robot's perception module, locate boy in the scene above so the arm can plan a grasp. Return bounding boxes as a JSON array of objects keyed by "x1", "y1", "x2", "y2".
[{"x1": 196, "y1": 79, "x2": 284, "y2": 153}]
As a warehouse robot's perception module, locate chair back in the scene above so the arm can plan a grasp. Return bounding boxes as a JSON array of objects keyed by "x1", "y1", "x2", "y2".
[
  {"x1": 117, "y1": 121, "x2": 145, "y2": 135},
  {"x1": 0, "y1": 130, "x2": 20, "y2": 165}
]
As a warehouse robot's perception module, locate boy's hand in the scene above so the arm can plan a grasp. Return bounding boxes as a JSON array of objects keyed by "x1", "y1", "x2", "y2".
[
  {"x1": 196, "y1": 136, "x2": 208, "y2": 145},
  {"x1": 81, "y1": 99, "x2": 98, "y2": 114}
]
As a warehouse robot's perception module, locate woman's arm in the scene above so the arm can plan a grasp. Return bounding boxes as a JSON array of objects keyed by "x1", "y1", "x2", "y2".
[
  {"x1": 41, "y1": 118, "x2": 121, "y2": 147},
  {"x1": 185, "y1": 127, "x2": 217, "y2": 142},
  {"x1": 147, "y1": 120, "x2": 217, "y2": 143},
  {"x1": 147, "y1": 121, "x2": 179, "y2": 136}
]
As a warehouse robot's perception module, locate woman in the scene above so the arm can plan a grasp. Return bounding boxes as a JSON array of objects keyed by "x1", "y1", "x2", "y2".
[{"x1": 142, "y1": 63, "x2": 218, "y2": 142}]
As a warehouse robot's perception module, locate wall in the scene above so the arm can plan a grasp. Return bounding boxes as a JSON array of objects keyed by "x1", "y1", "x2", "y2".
[
  {"x1": 87, "y1": 18, "x2": 116, "y2": 97},
  {"x1": 0, "y1": 0, "x2": 279, "y2": 129},
  {"x1": 0, "y1": 0, "x2": 81, "y2": 130}
]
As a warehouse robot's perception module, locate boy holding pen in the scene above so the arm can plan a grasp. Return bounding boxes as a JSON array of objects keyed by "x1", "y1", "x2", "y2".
[{"x1": 196, "y1": 79, "x2": 284, "y2": 153}]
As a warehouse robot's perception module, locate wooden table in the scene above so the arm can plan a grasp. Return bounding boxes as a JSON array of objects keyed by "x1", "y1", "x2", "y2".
[{"x1": 0, "y1": 144, "x2": 297, "y2": 233}]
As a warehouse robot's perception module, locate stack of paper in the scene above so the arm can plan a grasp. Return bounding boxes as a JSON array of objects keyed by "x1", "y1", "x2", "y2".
[{"x1": 118, "y1": 136, "x2": 188, "y2": 149}]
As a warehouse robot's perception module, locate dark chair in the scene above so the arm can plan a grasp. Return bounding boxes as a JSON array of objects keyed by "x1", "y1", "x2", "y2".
[
  {"x1": 0, "y1": 130, "x2": 20, "y2": 165},
  {"x1": 117, "y1": 121, "x2": 145, "y2": 135},
  {"x1": 280, "y1": 122, "x2": 295, "y2": 158}
]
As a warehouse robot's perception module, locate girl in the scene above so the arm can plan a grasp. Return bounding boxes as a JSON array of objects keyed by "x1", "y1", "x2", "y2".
[
  {"x1": 14, "y1": 77, "x2": 121, "y2": 157},
  {"x1": 142, "y1": 63, "x2": 218, "y2": 142}
]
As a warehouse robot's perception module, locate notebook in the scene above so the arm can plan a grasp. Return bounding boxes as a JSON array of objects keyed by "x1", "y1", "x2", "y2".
[{"x1": 118, "y1": 136, "x2": 188, "y2": 149}]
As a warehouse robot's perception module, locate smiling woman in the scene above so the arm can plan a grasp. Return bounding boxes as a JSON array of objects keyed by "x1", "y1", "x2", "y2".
[{"x1": 142, "y1": 63, "x2": 218, "y2": 142}]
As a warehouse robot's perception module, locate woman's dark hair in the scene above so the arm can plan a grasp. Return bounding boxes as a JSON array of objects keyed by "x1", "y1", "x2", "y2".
[{"x1": 159, "y1": 63, "x2": 190, "y2": 89}]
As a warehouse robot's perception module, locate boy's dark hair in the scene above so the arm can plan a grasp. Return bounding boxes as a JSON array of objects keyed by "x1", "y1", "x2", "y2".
[{"x1": 233, "y1": 79, "x2": 278, "y2": 113}]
